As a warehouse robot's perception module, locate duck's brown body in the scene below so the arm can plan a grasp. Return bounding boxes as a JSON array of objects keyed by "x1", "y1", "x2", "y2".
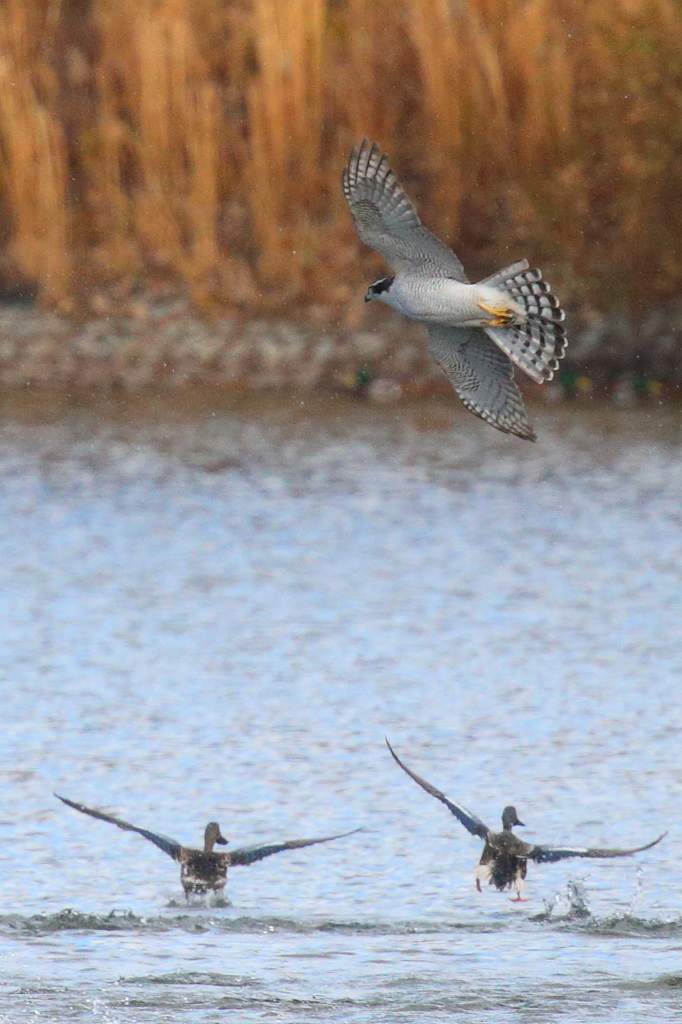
[
  {"x1": 176, "y1": 823, "x2": 229, "y2": 895},
  {"x1": 477, "y1": 829, "x2": 529, "y2": 895},
  {"x1": 179, "y1": 853, "x2": 228, "y2": 895}
]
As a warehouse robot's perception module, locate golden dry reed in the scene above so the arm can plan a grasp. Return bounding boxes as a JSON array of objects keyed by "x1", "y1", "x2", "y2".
[
  {"x1": 0, "y1": 0, "x2": 71, "y2": 308},
  {"x1": 0, "y1": 0, "x2": 681, "y2": 314}
]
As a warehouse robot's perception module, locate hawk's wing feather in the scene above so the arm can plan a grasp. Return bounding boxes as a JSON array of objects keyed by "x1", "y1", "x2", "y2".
[
  {"x1": 342, "y1": 140, "x2": 467, "y2": 280},
  {"x1": 227, "y1": 828, "x2": 362, "y2": 867},
  {"x1": 55, "y1": 793, "x2": 182, "y2": 860},
  {"x1": 530, "y1": 832, "x2": 667, "y2": 863},
  {"x1": 427, "y1": 324, "x2": 536, "y2": 441},
  {"x1": 385, "y1": 740, "x2": 490, "y2": 840}
]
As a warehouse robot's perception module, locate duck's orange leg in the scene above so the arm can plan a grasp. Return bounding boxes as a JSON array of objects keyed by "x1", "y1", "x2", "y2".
[{"x1": 509, "y1": 894, "x2": 531, "y2": 903}]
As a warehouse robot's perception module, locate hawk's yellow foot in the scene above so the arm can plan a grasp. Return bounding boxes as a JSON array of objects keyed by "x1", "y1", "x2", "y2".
[{"x1": 477, "y1": 301, "x2": 516, "y2": 327}]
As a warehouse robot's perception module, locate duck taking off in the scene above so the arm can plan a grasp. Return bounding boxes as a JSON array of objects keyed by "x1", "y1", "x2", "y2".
[
  {"x1": 385, "y1": 741, "x2": 665, "y2": 902},
  {"x1": 343, "y1": 141, "x2": 567, "y2": 441},
  {"x1": 55, "y1": 794, "x2": 361, "y2": 899}
]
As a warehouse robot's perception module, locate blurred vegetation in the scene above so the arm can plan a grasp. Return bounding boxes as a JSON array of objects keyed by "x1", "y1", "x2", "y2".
[{"x1": 0, "y1": 0, "x2": 681, "y2": 319}]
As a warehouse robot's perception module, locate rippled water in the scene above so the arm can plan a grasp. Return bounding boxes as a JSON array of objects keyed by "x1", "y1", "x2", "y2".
[{"x1": 1, "y1": 392, "x2": 681, "y2": 1022}]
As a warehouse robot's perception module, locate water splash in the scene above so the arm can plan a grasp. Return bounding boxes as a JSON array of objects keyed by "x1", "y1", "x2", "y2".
[
  {"x1": 627, "y1": 865, "x2": 645, "y2": 916},
  {"x1": 565, "y1": 879, "x2": 591, "y2": 918},
  {"x1": 532, "y1": 878, "x2": 591, "y2": 921}
]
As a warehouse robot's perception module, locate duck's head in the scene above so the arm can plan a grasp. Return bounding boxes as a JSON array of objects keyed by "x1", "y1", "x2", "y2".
[
  {"x1": 365, "y1": 275, "x2": 395, "y2": 303},
  {"x1": 501, "y1": 806, "x2": 525, "y2": 830},
  {"x1": 204, "y1": 821, "x2": 228, "y2": 853}
]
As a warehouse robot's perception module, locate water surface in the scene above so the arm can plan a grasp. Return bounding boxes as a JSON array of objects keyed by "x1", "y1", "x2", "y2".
[{"x1": 1, "y1": 393, "x2": 681, "y2": 1022}]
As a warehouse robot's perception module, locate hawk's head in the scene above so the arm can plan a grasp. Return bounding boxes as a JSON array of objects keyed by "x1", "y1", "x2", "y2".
[{"x1": 365, "y1": 276, "x2": 395, "y2": 302}]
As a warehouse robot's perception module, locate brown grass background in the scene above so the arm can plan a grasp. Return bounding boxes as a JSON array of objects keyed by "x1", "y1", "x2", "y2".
[{"x1": 0, "y1": 0, "x2": 680, "y2": 320}]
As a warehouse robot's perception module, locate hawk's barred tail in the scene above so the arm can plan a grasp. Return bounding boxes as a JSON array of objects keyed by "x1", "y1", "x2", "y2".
[{"x1": 482, "y1": 261, "x2": 567, "y2": 385}]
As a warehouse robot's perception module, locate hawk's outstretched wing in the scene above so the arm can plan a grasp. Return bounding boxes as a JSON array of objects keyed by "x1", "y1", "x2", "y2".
[
  {"x1": 530, "y1": 832, "x2": 666, "y2": 863},
  {"x1": 55, "y1": 793, "x2": 182, "y2": 860},
  {"x1": 386, "y1": 740, "x2": 490, "y2": 840},
  {"x1": 227, "y1": 828, "x2": 362, "y2": 866},
  {"x1": 343, "y1": 140, "x2": 466, "y2": 279},
  {"x1": 427, "y1": 324, "x2": 536, "y2": 441}
]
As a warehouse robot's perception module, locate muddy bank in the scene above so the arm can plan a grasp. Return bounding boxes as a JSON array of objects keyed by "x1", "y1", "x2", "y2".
[{"x1": 0, "y1": 301, "x2": 680, "y2": 399}]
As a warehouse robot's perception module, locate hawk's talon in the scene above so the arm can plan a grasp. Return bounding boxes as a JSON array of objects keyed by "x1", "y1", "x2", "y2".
[{"x1": 478, "y1": 300, "x2": 516, "y2": 328}]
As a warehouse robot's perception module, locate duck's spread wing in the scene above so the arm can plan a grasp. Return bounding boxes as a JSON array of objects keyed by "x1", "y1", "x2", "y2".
[
  {"x1": 426, "y1": 325, "x2": 536, "y2": 441},
  {"x1": 385, "y1": 739, "x2": 489, "y2": 840},
  {"x1": 529, "y1": 832, "x2": 667, "y2": 863},
  {"x1": 55, "y1": 794, "x2": 182, "y2": 860},
  {"x1": 227, "y1": 828, "x2": 363, "y2": 867},
  {"x1": 342, "y1": 140, "x2": 467, "y2": 279}
]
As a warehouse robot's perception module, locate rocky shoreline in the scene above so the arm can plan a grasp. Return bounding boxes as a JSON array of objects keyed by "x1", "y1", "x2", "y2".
[{"x1": 0, "y1": 300, "x2": 681, "y2": 401}]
